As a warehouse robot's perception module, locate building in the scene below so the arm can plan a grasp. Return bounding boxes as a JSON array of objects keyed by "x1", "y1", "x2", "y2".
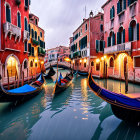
[
  {"x1": 47, "y1": 46, "x2": 70, "y2": 62},
  {"x1": 0, "y1": 0, "x2": 30, "y2": 84},
  {"x1": 70, "y1": 11, "x2": 104, "y2": 77},
  {"x1": 28, "y1": 13, "x2": 46, "y2": 76},
  {"x1": 102, "y1": 0, "x2": 140, "y2": 82}
]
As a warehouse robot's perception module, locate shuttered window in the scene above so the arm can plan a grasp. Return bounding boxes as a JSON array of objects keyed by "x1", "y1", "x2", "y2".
[
  {"x1": 32, "y1": 29, "x2": 34, "y2": 38},
  {"x1": 117, "y1": 32, "x2": 121, "y2": 44},
  {"x1": 6, "y1": 5, "x2": 11, "y2": 23},
  {"x1": 129, "y1": 27, "x2": 133, "y2": 41},
  {"x1": 134, "y1": 57, "x2": 140, "y2": 67},
  {"x1": 35, "y1": 31, "x2": 37, "y2": 40},
  {"x1": 17, "y1": 12, "x2": 21, "y2": 28},
  {"x1": 25, "y1": 0, "x2": 28, "y2": 8},
  {"x1": 24, "y1": 17, "x2": 28, "y2": 31},
  {"x1": 28, "y1": 24, "x2": 31, "y2": 36},
  {"x1": 108, "y1": 37, "x2": 111, "y2": 47},
  {"x1": 123, "y1": 29, "x2": 125, "y2": 43},
  {"x1": 137, "y1": 23, "x2": 139, "y2": 40},
  {"x1": 24, "y1": 41, "x2": 28, "y2": 52}
]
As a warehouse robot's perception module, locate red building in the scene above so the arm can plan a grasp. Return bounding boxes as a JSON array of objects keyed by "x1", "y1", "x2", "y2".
[
  {"x1": 0, "y1": 0, "x2": 30, "y2": 84},
  {"x1": 70, "y1": 11, "x2": 104, "y2": 77},
  {"x1": 102, "y1": 0, "x2": 140, "y2": 82}
]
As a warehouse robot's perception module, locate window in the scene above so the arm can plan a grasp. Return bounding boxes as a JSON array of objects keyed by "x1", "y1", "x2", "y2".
[
  {"x1": 100, "y1": 24, "x2": 103, "y2": 32},
  {"x1": 35, "y1": 63, "x2": 37, "y2": 67},
  {"x1": 40, "y1": 32, "x2": 42, "y2": 37},
  {"x1": 134, "y1": 57, "x2": 140, "y2": 67},
  {"x1": 17, "y1": 12, "x2": 21, "y2": 28},
  {"x1": 96, "y1": 40, "x2": 105, "y2": 52},
  {"x1": 30, "y1": 61, "x2": 33, "y2": 67},
  {"x1": 28, "y1": 24, "x2": 31, "y2": 36},
  {"x1": 32, "y1": 29, "x2": 34, "y2": 38},
  {"x1": 6, "y1": 4, "x2": 11, "y2": 23},
  {"x1": 129, "y1": 20, "x2": 139, "y2": 41},
  {"x1": 35, "y1": 31, "x2": 37, "y2": 40},
  {"x1": 24, "y1": 17, "x2": 28, "y2": 31},
  {"x1": 108, "y1": 31, "x2": 115, "y2": 47},
  {"x1": 110, "y1": 6, "x2": 115, "y2": 19},
  {"x1": 117, "y1": 0, "x2": 126, "y2": 14},
  {"x1": 24, "y1": 41, "x2": 28, "y2": 52},
  {"x1": 117, "y1": 27, "x2": 125, "y2": 44},
  {"x1": 96, "y1": 63, "x2": 100, "y2": 71},
  {"x1": 24, "y1": 61, "x2": 27, "y2": 69},
  {"x1": 35, "y1": 19, "x2": 38, "y2": 25},
  {"x1": 91, "y1": 61, "x2": 94, "y2": 67},
  {"x1": 25, "y1": 0, "x2": 29, "y2": 8},
  {"x1": 85, "y1": 24, "x2": 87, "y2": 31},
  {"x1": 84, "y1": 63, "x2": 86, "y2": 67},
  {"x1": 110, "y1": 57, "x2": 114, "y2": 67}
]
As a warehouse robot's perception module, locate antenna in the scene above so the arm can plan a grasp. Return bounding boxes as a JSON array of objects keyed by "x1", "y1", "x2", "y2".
[{"x1": 85, "y1": 6, "x2": 86, "y2": 18}]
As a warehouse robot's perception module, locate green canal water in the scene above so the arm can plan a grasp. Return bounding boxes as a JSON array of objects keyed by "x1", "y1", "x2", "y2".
[{"x1": 0, "y1": 68, "x2": 140, "y2": 140}]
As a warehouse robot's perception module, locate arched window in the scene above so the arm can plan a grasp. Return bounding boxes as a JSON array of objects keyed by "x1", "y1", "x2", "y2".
[
  {"x1": 91, "y1": 61, "x2": 94, "y2": 67},
  {"x1": 108, "y1": 31, "x2": 115, "y2": 47},
  {"x1": 110, "y1": 57, "x2": 114, "y2": 67},
  {"x1": 129, "y1": 20, "x2": 139, "y2": 41},
  {"x1": 6, "y1": 4, "x2": 11, "y2": 23},
  {"x1": 117, "y1": 27, "x2": 125, "y2": 44},
  {"x1": 17, "y1": 12, "x2": 21, "y2": 28},
  {"x1": 30, "y1": 61, "x2": 33, "y2": 67},
  {"x1": 24, "y1": 17, "x2": 28, "y2": 31},
  {"x1": 35, "y1": 31, "x2": 37, "y2": 40},
  {"x1": 24, "y1": 61, "x2": 27, "y2": 69},
  {"x1": 25, "y1": 0, "x2": 29, "y2": 8},
  {"x1": 32, "y1": 29, "x2": 34, "y2": 38}
]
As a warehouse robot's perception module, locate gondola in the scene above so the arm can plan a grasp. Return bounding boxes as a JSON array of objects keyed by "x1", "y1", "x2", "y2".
[
  {"x1": 88, "y1": 72, "x2": 140, "y2": 123},
  {"x1": 44, "y1": 66, "x2": 56, "y2": 79},
  {"x1": 0, "y1": 73, "x2": 45, "y2": 102},
  {"x1": 78, "y1": 70, "x2": 88, "y2": 76},
  {"x1": 53, "y1": 72, "x2": 73, "y2": 95}
]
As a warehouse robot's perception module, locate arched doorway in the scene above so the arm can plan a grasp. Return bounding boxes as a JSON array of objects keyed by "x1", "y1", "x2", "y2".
[
  {"x1": 124, "y1": 56, "x2": 127, "y2": 77},
  {"x1": 7, "y1": 56, "x2": 18, "y2": 77}
]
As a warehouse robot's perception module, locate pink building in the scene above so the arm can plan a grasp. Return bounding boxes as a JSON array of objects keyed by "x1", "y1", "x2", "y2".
[
  {"x1": 102, "y1": 0, "x2": 140, "y2": 82},
  {"x1": 70, "y1": 11, "x2": 104, "y2": 77}
]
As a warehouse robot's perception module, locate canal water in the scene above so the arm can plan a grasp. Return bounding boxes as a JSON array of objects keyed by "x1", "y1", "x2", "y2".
[{"x1": 0, "y1": 68, "x2": 140, "y2": 140}]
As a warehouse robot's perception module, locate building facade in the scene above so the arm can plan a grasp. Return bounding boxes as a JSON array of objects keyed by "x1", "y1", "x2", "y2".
[
  {"x1": 102, "y1": 0, "x2": 140, "y2": 82},
  {"x1": 0, "y1": 0, "x2": 30, "y2": 84},
  {"x1": 70, "y1": 12, "x2": 105, "y2": 77},
  {"x1": 28, "y1": 13, "x2": 46, "y2": 76},
  {"x1": 47, "y1": 46, "x2": 70, "y2": 62}
]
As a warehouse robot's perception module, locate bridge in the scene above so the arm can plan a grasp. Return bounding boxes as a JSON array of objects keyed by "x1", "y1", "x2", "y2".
[{"x1": 45, "y1": 61, "x2": 71, "y2": 70}]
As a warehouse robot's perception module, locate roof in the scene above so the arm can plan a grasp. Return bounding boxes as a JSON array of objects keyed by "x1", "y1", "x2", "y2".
[{"x1": 102, "y1": 0, "x2": 112, "y2": 9}]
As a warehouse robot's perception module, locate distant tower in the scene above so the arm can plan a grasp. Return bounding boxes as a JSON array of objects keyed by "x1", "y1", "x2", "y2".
[{"x1": 89, "y1": 10, "x2": 93, "y2": 17}]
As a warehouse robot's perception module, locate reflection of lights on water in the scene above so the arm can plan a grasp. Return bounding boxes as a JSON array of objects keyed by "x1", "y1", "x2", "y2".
[
  {"x1": 82, "y1": 118, "x2": 88, "y2": 120},
  {"x1": 81, "y1": 79, "x2": 88, "y2": 101}
]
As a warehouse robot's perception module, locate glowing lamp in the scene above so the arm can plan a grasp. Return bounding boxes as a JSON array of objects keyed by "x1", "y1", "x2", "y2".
[
  {"x1": 64, "y1": 57, "x2": 71, "y2": 62},
  {"x1": 101, "y1": 57, "x2": 104, "y2": 61},
  {"x1": 41, "y1": 61, "x2": 44, "y2": 64},
  {"x1": 80, "y1": 59, "x2": 82, "y2": 63},
  {"x1": 104, "y1": 55, "x2": 107, "y2": 59},
  {"x1": 34, "y1": 59, "x2": 38, "y2": 63},
  {"x1": 72, "y1": 60, "x2": 75, "y2": 64},
  {"x1": 96, "y1": 59, "x2": 100, "y2": 63},
  {"x1": 84, "y1": 59, "x2": 87, "y2": 63}
]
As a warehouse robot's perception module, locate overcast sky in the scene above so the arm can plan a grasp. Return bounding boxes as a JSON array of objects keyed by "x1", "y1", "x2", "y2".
[{"x1": 30, "y1": 0, "x2": 106, "y2": 49}]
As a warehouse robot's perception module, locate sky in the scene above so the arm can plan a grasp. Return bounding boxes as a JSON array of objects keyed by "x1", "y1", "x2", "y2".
[{"x1": 30, "y1": 0, "x2": 106, "y2": 49}]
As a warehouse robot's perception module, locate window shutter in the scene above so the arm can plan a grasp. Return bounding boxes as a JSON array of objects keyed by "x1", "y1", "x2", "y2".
[
  {"x1": 113, "y1": 33, "x2": 115, "y2": 45},
  {"x1": 96, "y1": 40, "x2": 99, "y2": 53},
  {"x1": 6, "y1": 6, "x2": 11, "y2": 23},
  {"x1": 129, "y1": 27, "x2": 133, "y2": 41},
  {"x1": 123, "y1": 0, "x2": 126, "y2": 9},
  {"x1": 103, "y1": 41, "x2": 105, "y2": 49},
  {"x1": 117, "y1": 2, "x2": 119, "y2": 14},
  {"x1": 137, "y1": 23, "x2": 139, "y2": 41},
  {"x1": 123, "y1": 29, "x2": 125, "y2": 43},
  {"x1": 28, "y1": 44, "x2": 31, "y2": 55},
  {"x1": 113, "y1": 6, "x2": 115, "y2": 17},
  {"x1": 128, "y1": 0, "x2": 130, "y2": 6},
  {"x1": 110, "y1": 8, "x2": 112, "y2": 19},
  {"x1": 117, "y1": 32, "x2": 121, "y2": 44}
]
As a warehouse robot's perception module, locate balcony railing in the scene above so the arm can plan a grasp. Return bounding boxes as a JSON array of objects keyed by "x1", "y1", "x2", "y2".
[
  {"x1": 4, "y1": 22, "x2": 21, "y2": 41},
  {"x1": 104, "y1": 42, "x2": 131, "y2": 54},
  {"x1": 23, "y1": 30, "x2": 29, "y2": 42}
]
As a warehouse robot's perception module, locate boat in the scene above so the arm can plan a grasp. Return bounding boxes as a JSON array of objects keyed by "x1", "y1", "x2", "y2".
[
  {"x1": 53, "y1": 72, "x2": 73, "y2": 95},
  {"x1": 88, "y1": 72, "x2": 140, "y2": 123},
  {"x1": 44, "y1": 65, "x2": 56, "y2": 79},
  {"x1": 78, "y1": 70, "x2": 88, "y2": 76},
  {"x1": 0, "y1": 73, "x2": 45, "y2": 102}
]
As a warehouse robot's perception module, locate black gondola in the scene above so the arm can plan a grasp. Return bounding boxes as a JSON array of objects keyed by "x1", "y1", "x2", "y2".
[
  {"x1": 44, "y1": 66, "x2": 56, "y2": 79},
  {"x1": 88, "y1": 72, "x2": 140, "y2": 123},
  {"x1": 53, "y1": 72, "x2": 73, "y2": 95},
  {"x1": 0, "y1": 73, "x2": 45, "y2": 102}
]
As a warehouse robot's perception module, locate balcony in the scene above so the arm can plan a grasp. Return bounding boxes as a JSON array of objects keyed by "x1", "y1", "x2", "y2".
[
  {"x1": 38, "y1": 47, "x2": 46, "y2": 56},
  {"x1": 4, "y1": 22, "x2": 21, "y2": 42},
  {"x1": 23, "y1": 30, "x2": 29, "y2": 42},
  {"x1": 104, "y1": 42, "x2": 131, "y2": 54},
  {"x1": 32, "y1": 38, "x2": 39, "y2": 46}
]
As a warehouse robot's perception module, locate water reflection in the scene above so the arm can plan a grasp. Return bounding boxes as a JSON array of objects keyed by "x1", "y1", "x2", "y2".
[{"x1": 0, "y1": 69, "x2": 140, "y2": 140}]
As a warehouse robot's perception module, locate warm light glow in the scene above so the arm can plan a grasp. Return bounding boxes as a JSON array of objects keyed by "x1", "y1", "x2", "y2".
[
  {"x1": 80, "y1": 59, "x2": 82, "y2": 63},
  {"x1": 84, "y1": 59, "x2": 87, "y2": 63},
  {"x1": 64, "y1": 57, "x2": 71, "y2": 62},
  {"x1": 34, "y1": 59, "x2": 38, "y2": 63},
  {"x1": 41, "y1": 61, "x2": 44, "y2": 64},
  {"x1": 72, "y1": 60, "x2": 75, "y2": 64},
  {"x1": 96, "y1": 59, "x2": 100, "y2": 63},
  {"x1": 101, "y1": 57, "x2": 104, "y2": 61},
  {"x1": 104, "y1": 55, "x2": 107, "y2": 59}
]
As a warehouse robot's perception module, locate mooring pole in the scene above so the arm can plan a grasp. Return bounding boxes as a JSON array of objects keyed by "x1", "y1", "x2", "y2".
[{"x1": 125, "y1": 63, "x2": 128, "y2": 93}]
